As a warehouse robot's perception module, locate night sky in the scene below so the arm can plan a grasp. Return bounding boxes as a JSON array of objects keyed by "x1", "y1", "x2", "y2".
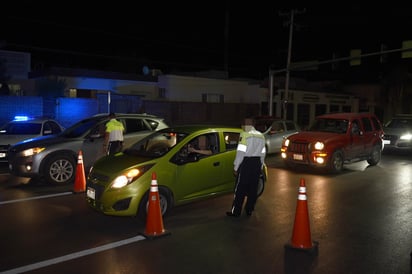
[{"x1": 2, "y1": 3, "x2": 412, "y2": 79}]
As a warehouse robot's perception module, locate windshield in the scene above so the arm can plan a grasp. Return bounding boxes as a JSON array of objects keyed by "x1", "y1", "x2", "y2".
[
  {"x1": 385, "y1": 118, "x2": 412, "y2": 129},
  {"x1": 125, "y1": 130, "x2": 189, "y2": 158},
  {"x1": 0, "y1": 122, "x2": 42, "y2": 135},
  {"x1": 309, "y1": 118, "x2": 348, "y2": 133},
  {"x1": 61, "y1": 118, "x2": 102, "y2": 138}
]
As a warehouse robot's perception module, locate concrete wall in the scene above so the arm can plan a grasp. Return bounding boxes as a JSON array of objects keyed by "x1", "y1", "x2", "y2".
[{"x1": 0, "y1": 95, "x2": 260, "y2": 128}]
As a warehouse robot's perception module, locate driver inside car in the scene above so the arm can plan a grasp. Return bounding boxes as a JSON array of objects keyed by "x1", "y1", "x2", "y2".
[{"x1": 188, "y1": 135, "x2": 212, "y2": 156}]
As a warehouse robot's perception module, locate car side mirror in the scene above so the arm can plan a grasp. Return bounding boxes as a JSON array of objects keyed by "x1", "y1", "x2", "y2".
[{"x1": 172, "y1": 154, "x2": 199, "y2": 165}]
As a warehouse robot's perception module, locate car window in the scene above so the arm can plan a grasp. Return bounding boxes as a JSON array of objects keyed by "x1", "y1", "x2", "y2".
[
  {"x1": 351, "y1": 120, "x2": 360, "y2": 134},
  {"x1": 47, "y1": 121, "x2": 63, "y2": 134},
  {"x1": 310, "y1": 118, "x2": 348, "y2": 133},
  {"x1": 185, "y1": 134, "x2": 215, "y2": 157},
  {"x1": 127, "y1": 130, "x2": 187, "y2": 158},
  {"x1": 362, "y1": 117, "x2": 373, "y2": 132},
  {"x1": 224, "y1": 132, "x2": 240, "y2": 151},
  {"x1": 371, "y1": 117, "x2": 382, "y2": 131},
  {"x1": 271, "y1": 121, "x2": 284, "y2": 132},
  {"x1": 285, "y1": 121, "x2": 298, "y2": 131},
  {"x1": 145, "y1": 119, "x2": 161, "y2": 130},
  {"x1": 1, "y1": 122, "x2": 42, "y2": 135},
  {"x1": 64, "y1": 119, "x2": 101, "y2": 138},
  {"x1": 123, "y1": 118, "x2": 149, "y2": 134}
]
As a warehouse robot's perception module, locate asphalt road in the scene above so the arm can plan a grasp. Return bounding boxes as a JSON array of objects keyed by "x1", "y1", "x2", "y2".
[{"x1": 0, "y1": 153, "x2": 411, "y2": 274}]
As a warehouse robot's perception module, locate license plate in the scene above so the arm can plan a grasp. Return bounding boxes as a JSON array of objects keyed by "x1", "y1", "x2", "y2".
[
  {"x1": 383, "y1": 140, "x2": 390, "y2": 145},
  {"x1": 0, "y1": 153, "x2": 5, "y2": 158},
  {"x1": 87, "y1": 187, "x2": 95, "y2": 200},
  {"x1": 293, "y1": 154, "x2": 303, "y2": 160}
]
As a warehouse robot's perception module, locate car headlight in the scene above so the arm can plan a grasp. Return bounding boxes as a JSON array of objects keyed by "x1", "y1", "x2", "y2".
[
  {"x1": 314, "y1": 141, "x2": 324, "y2": 150},
  {"x1": 111, "y1": 164, "x2": 154, "y2": 189},
  {"x1": 21, "y1": 147, "x2": 46, "y2": 157},
  {"x1": 284, "y1": 139, "x2": 290, "y2": 147},
  {"x1": 400, "y1": 134, "x2": 412, "y2": 140}
]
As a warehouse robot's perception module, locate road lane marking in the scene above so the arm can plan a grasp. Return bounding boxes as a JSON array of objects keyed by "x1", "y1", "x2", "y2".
[
  {"x1": 0, "y1": 235, "x2": 146, "y2": 274},
  {"x1": 0, "y1": 192, "x2": 73, "y2": 205}
]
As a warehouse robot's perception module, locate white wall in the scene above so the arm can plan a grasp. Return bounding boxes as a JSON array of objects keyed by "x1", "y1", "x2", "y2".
[{"x1": 158, "y1": 74, "x2": 267, "y2": 103}]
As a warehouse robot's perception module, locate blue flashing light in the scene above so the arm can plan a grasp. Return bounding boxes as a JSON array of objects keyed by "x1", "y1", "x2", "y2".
[{"x1": 13, "y1": 115, "x2": 30, "y2": 121}]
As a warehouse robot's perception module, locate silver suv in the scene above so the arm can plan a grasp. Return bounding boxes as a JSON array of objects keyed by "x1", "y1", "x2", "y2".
[{"x1": 8, "y1": 113, "x2": 168, "y2": 185}]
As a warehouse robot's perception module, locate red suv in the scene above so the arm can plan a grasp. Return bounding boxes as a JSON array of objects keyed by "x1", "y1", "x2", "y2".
[{"x1": 280, "y1": 112, "x2": 384, "y2": 173}]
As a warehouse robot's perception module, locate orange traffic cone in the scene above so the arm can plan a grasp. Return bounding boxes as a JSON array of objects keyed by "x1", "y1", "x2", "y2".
[
  {"x1": 143, "y1": 172, "x2": 171, "y2": 239},
  {"x1": 73, "y1": 150, "x2": 86, "y2": 193},
  {"x1": 285, "y1": 178, "x2": 318, "y2": 255}
]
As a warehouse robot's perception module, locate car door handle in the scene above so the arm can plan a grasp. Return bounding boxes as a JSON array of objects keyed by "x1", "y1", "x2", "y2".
[{"x1": 213, "y1": 162, "x2": 220, "y2": 166}]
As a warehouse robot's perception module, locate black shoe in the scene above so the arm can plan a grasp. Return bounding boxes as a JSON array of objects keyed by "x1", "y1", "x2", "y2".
[
  {"x1": 226, "y1": 211, "x2": 240, "y2": 217},
  {"x1": 245, "y1": 210, "x2": 252, "y2": 216}
]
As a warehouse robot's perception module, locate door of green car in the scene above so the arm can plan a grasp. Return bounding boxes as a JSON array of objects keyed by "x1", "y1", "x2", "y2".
[{"x1": 172, "y1": 153, "x2": 229, "y2": 203}]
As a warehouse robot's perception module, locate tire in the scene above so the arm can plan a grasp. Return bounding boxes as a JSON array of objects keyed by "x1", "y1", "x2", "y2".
[
  {"x1": 257, "y1": 173, "x2": 265, "y2": 197},
  {"x1": 43, "y1": 153, "x2": 76, "y2": 185},
  {"x1": 367, "y1": 145, "x2": 381, "y2": 166},
  {"x1": 137, "y1": 187, "x2": 172, "y2": 221},
  {"x1": 328, "y1": 150, "x2": 344, "y2": 173}
]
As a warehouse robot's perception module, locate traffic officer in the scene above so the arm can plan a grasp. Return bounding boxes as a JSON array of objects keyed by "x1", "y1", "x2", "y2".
[
  {"x1": 226, "y1": 118, "x2": 266, "y2": 217},
  {"x1": 103, "y1": 113, "x2": 125, "y2": 155}
]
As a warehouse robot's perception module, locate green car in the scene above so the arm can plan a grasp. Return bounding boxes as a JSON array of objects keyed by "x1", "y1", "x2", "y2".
[{"x1": 86, "y1": 125, "x2": 268, "y2": 219}]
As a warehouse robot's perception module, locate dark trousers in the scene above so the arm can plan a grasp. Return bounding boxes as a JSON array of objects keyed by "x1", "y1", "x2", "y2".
[
  {"x1": 108, "y1": 141, "x2": 123, "y2": 155},
  {"x1": 231, "y1": 157, "x2": 261, "y2": 215}
]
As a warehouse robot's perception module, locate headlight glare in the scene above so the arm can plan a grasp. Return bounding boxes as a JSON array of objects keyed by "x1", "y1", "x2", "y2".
[
  {"x1": 400, "y1": 134, "x2": 412, "y2": 140},
  {"x1": 112, "y1": 175, "x2": 129, "y2": 188},
  {"x1": 111, "y1": 165, "x2": 154, "y2": 189},
  {"x1": 314, "y1": 142, "x2": 324, "y2": 150},
  {"x1": 22, "y1": 147, "x2": 45, "y2": 157}
]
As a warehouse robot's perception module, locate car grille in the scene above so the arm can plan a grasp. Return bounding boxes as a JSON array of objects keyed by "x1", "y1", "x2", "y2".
[
  {"x1": 88, "y1": 171, "x2": 110, "y2": 183},
  {"x1": 288, "y1": 141, "x2": 309, "y2": 153},
  {"x1": 383, "y1": 134, "x2": 398, "y2": 142},
  {"x1": 87, "y1": 172, "x2": 110, "y2": 200}
]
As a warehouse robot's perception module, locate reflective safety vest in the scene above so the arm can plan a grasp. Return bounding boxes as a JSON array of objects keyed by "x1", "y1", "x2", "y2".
[
  {"x1": 234, "y1": 127, "x2": 266, "y2": 171},
  {"x1": 106, "y1": 119, "x2": 124, "y2": 141}
]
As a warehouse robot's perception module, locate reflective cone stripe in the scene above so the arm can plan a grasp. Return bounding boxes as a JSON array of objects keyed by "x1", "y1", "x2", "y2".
[
  {"x1": 77, "y1": 153, "x2": 83, "y2": 164},
  {"x1": 73, "y1": 150, "x2": 86, "y2": 193},
  {"x1": 143, "y1": 172, "x2": 170, "y2": 239}
]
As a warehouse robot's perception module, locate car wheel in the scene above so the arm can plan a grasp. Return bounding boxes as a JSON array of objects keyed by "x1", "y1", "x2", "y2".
[
  {"x1": 257, "y1": 174, "x2": 265, "y2": 197},
  {"x1": 367, "y1": 145, "x2": 381, "y2": 166},
  {"x1": 137, "y1": 187, "x2": 172, "y2": 221},
  {"x1": 328, "y1": 150, "x2": 344, "y2": 173},
  {"x1": 43, "y1": 153, "x2": 76, "y2": 185}
]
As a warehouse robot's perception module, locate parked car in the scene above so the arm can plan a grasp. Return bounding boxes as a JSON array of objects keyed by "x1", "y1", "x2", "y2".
[
  {"x1": 254, "y1": 116, "x2": 277, "y2": 132},
  {"x1": 263, "y1": 119, "x2": 300, "y2": 154},
  {"x1": 382, "y1": 114, "x2": 412, "y2": 152},
  {"x1": 0, "y1": 116, "x2": 64, "y2": 163},
  {"x1": 280, "y1": 112, "x2": 384, "y2": 173},
  {"x1": 86, "y1": 125, "x2": 268, "y2": 220},
  {"x1": 8, "y1": 113, "x2": 168, "y2": 185}
]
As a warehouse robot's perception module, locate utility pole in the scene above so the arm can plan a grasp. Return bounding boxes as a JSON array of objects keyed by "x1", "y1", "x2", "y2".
[
  {"x1": 283, "y1": 10, "x2": 294, "y2": 120},
  {"x1": 278, "y1": 9, "x2": 305, "y2": 119}
]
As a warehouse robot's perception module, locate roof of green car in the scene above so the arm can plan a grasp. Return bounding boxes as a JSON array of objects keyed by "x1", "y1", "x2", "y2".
[{"x1": 162, "y1": 124, "x2": 242, "y2": 133}]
